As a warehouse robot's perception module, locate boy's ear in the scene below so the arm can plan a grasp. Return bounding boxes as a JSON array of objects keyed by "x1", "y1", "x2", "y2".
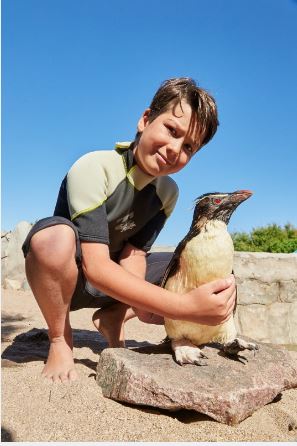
[{"x1": 137, "y1": 109, "x2": 151, "y2": 132}]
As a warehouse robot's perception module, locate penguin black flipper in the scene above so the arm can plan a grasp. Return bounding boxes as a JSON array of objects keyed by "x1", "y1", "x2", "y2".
[
  {"x1": 160, "y1": 223, "x2": 200, "y2": 289},
  {"x1": 160, "y1": 236, "x2": 188, "y2": 288},
  {"x1": 160, "y1": 251, "x2": 180, "y2": 289}
]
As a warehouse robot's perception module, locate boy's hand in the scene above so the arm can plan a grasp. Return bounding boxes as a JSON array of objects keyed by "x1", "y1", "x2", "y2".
[{"x1": 180, "y1": 274, "x2": 236, "y2": 325}]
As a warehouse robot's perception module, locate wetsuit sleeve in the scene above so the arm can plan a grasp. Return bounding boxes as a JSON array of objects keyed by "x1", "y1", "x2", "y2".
[
  {"x1": 66, "y1": 152, "x2": 110, "y2": 244},
  {"x1": 72, "y1": 205, "x2": 109, "y2": 243}
]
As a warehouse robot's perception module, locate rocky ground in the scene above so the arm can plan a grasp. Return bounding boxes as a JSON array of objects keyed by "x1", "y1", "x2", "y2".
[{"x1": 2, "y1": 287, "x2": 297, "y2": 442}]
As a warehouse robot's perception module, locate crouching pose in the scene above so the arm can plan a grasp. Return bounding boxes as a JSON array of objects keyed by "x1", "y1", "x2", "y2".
[{"x1": 22, "y1": 77, "x2": 236, "y2": 383}]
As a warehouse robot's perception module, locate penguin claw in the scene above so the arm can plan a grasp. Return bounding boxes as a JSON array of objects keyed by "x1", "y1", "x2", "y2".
[
  {"x1": 223, "y1": 338, "x2": 259, "y2": 358},
  {"x1": 193, "y1": 359, "x2": 208, "y2": 366},
  {"x1": 176, "y1": 357, "x2": 208, "y2": 366},
  {"x1": 173, "y1": 346, "x2": 208, "y2": 366},
  {"x1": 176, "y1": 360, "x2": 184, "y2": 366},
  {"x1": 171, "y1": 339, "x2": 209, "y2": 366}
]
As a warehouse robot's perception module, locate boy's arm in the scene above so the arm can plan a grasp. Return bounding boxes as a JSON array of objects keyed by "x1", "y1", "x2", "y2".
[
  {"x1": 118, "y1": 243, "x2": 147, "y2": 279},
  {"x1": 81, "y1": 242, "x2": 236, "y2": 325},
  {"x1": 118, "y1": 243, "x2": 164, "y2": 324}
]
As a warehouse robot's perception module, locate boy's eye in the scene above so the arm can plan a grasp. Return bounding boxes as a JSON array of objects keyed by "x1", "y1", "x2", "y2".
[
  {"x1": 166, "y1": 125, "x2": 177, "y2": 136},
  {"x1": 184, "y1": 144, "x2": 194, "y2": 154}
]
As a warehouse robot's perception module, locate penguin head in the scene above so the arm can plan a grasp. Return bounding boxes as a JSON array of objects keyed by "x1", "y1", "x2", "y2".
[{"x1": 192, "y1": 190, "x2": 253, "y2": 226}]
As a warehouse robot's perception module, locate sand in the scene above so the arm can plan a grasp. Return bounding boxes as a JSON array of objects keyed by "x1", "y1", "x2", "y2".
[{"x1": 1, "y1": 287, "x2": 297, "y2": 442}]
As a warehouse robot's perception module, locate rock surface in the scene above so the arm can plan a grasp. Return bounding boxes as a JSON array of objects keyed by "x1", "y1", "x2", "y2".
[{"x1": 96, "y1": 341, "x2": 297, "y2": 425}]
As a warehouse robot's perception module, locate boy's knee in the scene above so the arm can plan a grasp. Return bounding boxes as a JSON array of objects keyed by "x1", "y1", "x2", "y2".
[
  {"x1": 28, "y1": 225, "x2": 76, "y2": 269},
  {"x1": 133, "y1": 308, "x2": 152, "y2": 324}
]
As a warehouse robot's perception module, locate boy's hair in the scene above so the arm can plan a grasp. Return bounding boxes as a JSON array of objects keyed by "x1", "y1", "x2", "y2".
[{"x1": 146, "y1": 77, "x2": 219, "y2": 148}]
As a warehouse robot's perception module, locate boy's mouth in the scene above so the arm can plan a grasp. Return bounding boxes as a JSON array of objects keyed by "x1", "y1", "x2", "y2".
[{"x1": 156, "y1": 151, "x2": 172, "y2": 166}]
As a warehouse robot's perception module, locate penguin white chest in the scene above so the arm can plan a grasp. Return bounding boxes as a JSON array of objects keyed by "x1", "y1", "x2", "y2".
[
  {"x1": 164, "y1": 220, "x2": 237, "y2": 344},
  {"x1": 165, "y1": 220, "x2": 234, "y2": 293}
]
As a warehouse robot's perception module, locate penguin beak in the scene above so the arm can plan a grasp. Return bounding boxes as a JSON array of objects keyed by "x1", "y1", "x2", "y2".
[
  {"x1": 215, "y1": 190, "x2": 253, "y2": 224},
  {"x1": 231, "y1": 190, "x2": 253, "y2": 203}
]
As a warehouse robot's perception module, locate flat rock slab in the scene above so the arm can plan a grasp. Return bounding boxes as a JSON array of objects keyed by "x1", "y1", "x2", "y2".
[{"x1": 96, "y1": 341, "x2": 297, "y2": 425}]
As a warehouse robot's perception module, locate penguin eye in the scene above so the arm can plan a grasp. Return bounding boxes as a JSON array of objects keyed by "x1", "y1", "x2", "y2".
[{"x1": 213, "y1": 198, "x2": 222, "y2": 205}]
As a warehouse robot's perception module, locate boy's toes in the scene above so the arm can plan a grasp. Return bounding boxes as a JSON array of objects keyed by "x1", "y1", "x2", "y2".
[
  {"x1": 52, "y1": 373, "x2": 62, "y2": 383},
  {"x1": 59, "y1": 372, "x2": 69, "y2": 383},
  {"x1": 68, "y1": 369, "x2": 78, "y2": 381},
  {"x1": 41, "y1": 370, "x2": 51, "y2": 380}
]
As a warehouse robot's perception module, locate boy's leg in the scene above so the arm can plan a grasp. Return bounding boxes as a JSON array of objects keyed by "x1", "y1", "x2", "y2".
[
  {"x1": 25, "y1": 223, "x2": 79, "y2": 383},
  {"x1": 91, "y1": 251, "x2": 174, "y2": 345},
  {"x1": 92, "y1": 304, "x2": 136, "y2": 348}
]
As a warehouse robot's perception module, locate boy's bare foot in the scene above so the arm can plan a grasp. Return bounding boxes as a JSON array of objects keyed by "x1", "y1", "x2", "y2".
[
  {"x1": 92, "y1": 303, "x2": 135, "y2": 348},
  {"x1": 41, "y1": 336, "x2": 78, "y2": 383}
]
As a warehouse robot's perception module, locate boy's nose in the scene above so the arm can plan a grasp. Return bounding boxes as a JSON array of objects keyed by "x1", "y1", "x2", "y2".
[{"x1": 166, "y1": 140, "x2": 182, "y2": 160}]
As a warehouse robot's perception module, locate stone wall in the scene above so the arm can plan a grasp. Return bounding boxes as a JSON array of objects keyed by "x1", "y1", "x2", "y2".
[
  {"x1": 2, "y1": 223, "x2": 297, "y2": 344},
  {"x1": 233, "y1": 252, "x2": 297, "y2": 345}
]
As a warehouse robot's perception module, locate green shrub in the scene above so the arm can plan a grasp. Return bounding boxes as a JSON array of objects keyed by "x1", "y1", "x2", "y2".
[{"x1": 231, "y1": 223, "x2": 297, "y2": 253}]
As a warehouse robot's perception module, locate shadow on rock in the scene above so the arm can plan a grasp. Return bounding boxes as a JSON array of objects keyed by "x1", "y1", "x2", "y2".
[
  {"x1": 1, "y1": 311, "x2": 29, "y2": 342},
  {"x1": 75, "y1": 357, "x2": 98, "y2": 372},
  {"x1": 1, "y1": 311, "x2": 27, "y2": 323},
  {"x1": 120, "y1": 401, "x2": 213, "y2": 424},
  {"x1": 269, "y1": 393, "x2": 283, "y2": 404},
  {"x1": 1, "y1": 328, "x2": 49, "y2": 363},
  {"x1": 1, "y1": 327, "x2": 155, "y2": 367},
  {"x1": 1, "y1": 426, "x2": 15, "y2": 442},
  {"x1": 1, "y1": 324, "x2": 27, "y2": 343},
  {"x1": 169, "y1": 408, "x2": 213, "y2": 424}
]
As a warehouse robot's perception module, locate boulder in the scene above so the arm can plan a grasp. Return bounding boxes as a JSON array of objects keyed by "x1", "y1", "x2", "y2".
[
  {"x1": 96, "y1": 341, "x2": 297, "y2": 425},
  {"x1": 1, "y1": 221, "x2": 32, "y2": 290}
]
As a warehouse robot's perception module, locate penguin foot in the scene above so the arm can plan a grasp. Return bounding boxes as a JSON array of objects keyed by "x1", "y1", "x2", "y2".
[
  {"x1": 222, "y1": 337, "x2": 259, "y2": 358},
  {"x1": 171, "y1": 338, "x2": 208, "y2": 366}
]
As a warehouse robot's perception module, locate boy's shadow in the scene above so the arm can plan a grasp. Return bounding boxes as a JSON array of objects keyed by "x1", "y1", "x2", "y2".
[{"x1": 1, "y1": 327, "x2": 154, "y2": 372}]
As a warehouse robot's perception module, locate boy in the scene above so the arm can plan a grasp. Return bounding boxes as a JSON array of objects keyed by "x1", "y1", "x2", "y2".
[{"x1": 22, "y1": 78, "x2": 236, "y2": 383}]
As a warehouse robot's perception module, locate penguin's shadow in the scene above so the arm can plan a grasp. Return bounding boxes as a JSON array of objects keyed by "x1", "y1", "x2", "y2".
[{"x1": 1, "y1": 327, "x2": 153, "y2": 372}]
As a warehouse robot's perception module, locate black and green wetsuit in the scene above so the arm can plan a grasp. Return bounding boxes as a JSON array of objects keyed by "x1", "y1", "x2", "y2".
[
  {"x1": 23, "y1": 142, "x2": 176, "y2": 309},
  {"x1": 54, "y1": 142, "x2": 178, "y2": 258}
]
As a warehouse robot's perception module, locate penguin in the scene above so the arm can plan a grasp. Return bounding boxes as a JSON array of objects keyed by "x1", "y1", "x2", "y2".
[{"x1": 161, "y1": 190, "x2": 258, "y2": 366}]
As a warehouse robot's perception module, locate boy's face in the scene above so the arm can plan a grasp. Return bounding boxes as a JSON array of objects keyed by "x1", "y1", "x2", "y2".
[{"x1": 134, "y1": 100, "x2": 201, "y2": 177}]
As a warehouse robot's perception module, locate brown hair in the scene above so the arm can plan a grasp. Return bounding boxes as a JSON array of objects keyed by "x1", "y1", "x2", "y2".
[{"x1": 144, "y1": 77, "x2": 219, "y2": 148}]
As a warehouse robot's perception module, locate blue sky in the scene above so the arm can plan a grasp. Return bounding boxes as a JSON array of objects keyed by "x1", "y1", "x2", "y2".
[{"x1": 2, "y1": 0, "x2": 297, "y2": 245}]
